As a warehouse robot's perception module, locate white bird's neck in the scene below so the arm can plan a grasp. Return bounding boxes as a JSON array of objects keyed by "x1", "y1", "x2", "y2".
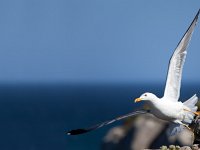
[{"x1": 148, "y1": 96, "x2": 160, "y2": 104}]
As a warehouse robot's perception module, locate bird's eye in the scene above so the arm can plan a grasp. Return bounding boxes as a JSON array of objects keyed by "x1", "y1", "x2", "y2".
[{"x1": 144, "y1": 94, "x2": 147, "y2": 96}]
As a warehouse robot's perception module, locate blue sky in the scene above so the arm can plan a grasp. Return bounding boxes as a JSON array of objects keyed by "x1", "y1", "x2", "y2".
[{"x1": 0, "y1": 1, "x2": 199, "y2": 83}]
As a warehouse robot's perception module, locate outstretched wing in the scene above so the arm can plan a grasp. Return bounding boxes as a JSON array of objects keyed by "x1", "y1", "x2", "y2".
[
  {"x1": 66, "y1": 110, "x2": 149, "y2": 135},
  {"x1": 163, "y1": 10, "x2": 199, "y2": 101}
]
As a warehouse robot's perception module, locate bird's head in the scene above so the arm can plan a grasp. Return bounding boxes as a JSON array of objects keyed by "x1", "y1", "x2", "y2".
[{"x1": 135, "y1": 92, "x2": 158, "y2": 103}]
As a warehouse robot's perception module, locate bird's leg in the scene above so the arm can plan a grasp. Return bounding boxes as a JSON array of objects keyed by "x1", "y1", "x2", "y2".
[
  {"x1": 183, "y1": 108, "x2": 200, "y2": 116},
  {"x1": 194, "y1": 111, "x2": 200, "y2": 116}
]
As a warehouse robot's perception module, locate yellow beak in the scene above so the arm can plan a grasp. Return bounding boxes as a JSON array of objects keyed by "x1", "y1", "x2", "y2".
[{"x1": 135, "y1": 98, "x2": 142, "y2": 103}]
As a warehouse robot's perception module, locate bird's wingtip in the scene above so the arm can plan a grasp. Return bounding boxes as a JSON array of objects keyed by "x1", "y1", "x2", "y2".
[
  {"x1": 192, "y1": 9, "x2": 200, "y2": 24},
  {"x1": 195, "y1": 9, "x2": 200, "y2": 19},
  {"x1": 197, "y1": 9, "x2": 200, "y2": 16},
  {"x1": 65, "y1": 130, "x2": 72, "y2": 135}
]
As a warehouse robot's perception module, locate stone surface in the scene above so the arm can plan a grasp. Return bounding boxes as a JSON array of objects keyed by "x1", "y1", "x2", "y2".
[
  {"x1": 192, "y1": 144, "x2": 200, "y2": 150},
  {"x1": 180, "y1": 146, "x2": 192, "y2": 150}
]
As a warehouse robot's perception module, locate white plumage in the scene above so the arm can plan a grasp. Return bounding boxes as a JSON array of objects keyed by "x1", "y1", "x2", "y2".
[{"x1": 135, "y1": 10, "x2": 200, "y2": 136}]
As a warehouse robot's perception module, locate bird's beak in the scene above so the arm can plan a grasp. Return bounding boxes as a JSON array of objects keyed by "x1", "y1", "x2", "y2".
[{"x1": 135, "y1": 98, "x2": 142, "y2": 103}]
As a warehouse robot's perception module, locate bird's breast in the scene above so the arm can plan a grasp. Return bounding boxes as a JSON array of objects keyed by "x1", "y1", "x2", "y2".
[{"x1": 148, "y1": 100, "x2": 183, "y2": 121}]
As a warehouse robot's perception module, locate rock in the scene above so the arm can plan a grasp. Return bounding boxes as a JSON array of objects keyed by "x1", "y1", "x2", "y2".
[
  {"x1": 180, "y1": 146, "x2": 192, "y2": 150},
  {"x1": 192, "y1": 144, "x2": 200, "y2": 150},
  {"x1": 192, "y1": 116, "x2": 200, "y2": 144},
  {"x1": 176, "y1": 145, "x2": 181, "y2": 150},
  {"x1": 160, "y1": 146, "x2": 168, "y2": 150},
  {"x1": 169, "y1": 145, "x2": 176, "y2": 150},
  {"x1": 130, "y1": 114, "x2": 167, "y2": 150},
  {"x1": 103, "y1": 127, "x2": 127, "y2": 144}
]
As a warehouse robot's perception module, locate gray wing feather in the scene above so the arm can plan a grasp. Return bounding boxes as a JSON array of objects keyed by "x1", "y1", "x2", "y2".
[
  {"x1": 164, "y1": 10, "x2": 199, "y2": 101},
  {"x1": 66, "y1": 110, "x2": 149, "y2": 135}
]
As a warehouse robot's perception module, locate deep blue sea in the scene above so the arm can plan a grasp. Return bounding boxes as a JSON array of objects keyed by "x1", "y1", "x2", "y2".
[{"x1": 0, "y1": 82, "x2": 199, "y2": 150}]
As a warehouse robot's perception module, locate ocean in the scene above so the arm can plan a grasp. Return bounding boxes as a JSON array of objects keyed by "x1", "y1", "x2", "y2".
[{"x1": 0, "y1": 82, "x2": 199, "y2": 150}]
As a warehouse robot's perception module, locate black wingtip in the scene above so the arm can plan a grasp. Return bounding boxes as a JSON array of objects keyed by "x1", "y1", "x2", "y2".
[
  {"x1": 191, "y1": 9, "x2": 200, "y2": 23},
  {"x1": 196, "y1": 9, "x2": 200, "y2": 18},
  {"x1": 66, "y1": 129, "x2": 90, "y2": 135},
  {"x1": 187, "y1": 9, "x2": 200, "y2": 30}
]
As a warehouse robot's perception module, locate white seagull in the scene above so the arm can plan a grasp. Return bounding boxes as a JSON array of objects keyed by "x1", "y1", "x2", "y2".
[
  {"x1": 135, "y1": 9, "x2": 200, "y2": 135},
  {"x1": 67, "y1": 10, "x2": 200, "y2": 136}
]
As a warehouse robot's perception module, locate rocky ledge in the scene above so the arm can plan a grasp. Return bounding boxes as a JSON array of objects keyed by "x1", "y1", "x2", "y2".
[{"x1": 159, "y1": 144, "x2": 200, "y2": 150}]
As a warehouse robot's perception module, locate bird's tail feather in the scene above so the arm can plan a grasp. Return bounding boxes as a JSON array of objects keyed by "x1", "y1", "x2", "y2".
[{"x1": 183, "y1": 94, "x2": 198, "y2": 124}]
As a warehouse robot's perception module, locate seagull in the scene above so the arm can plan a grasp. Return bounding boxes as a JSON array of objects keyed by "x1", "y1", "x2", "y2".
[
  {"x1": 66, "y1": 10, "x2": 200, "y2": 136},
  {"x1": 135, "y1": 9, "x2": 200, "y2": 135}
]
